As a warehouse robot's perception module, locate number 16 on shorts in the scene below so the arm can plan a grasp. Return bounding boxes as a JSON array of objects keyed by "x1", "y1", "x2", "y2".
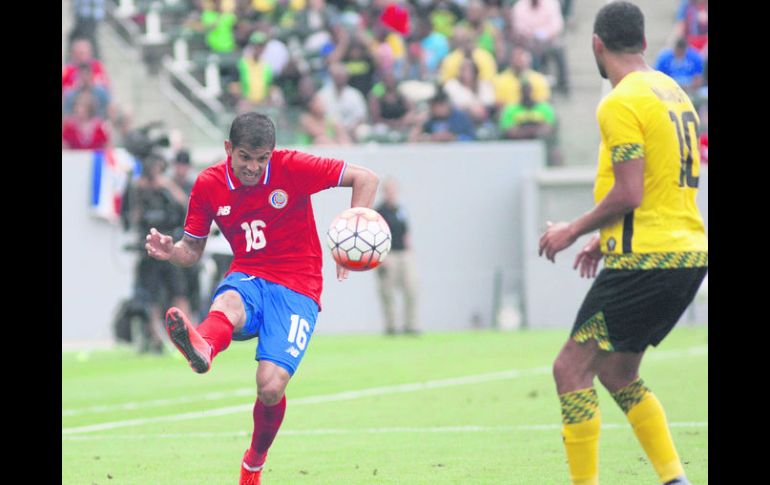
[{"x1": 286, "y1": 315, "x2": 311, "y2": 358}]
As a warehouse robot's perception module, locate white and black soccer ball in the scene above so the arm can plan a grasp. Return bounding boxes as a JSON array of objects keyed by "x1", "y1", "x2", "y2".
[{"x1": 326, "y1": 207, "x2": 392, "y2": 271}]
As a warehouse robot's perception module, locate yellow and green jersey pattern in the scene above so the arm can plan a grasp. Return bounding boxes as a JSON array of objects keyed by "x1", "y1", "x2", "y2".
[
  {"x1": 604, "y1": 251, "x2": 707, "y2": 269},
  {"x1": 594, "y1": 71, "x2": 707, "y2": 269}
]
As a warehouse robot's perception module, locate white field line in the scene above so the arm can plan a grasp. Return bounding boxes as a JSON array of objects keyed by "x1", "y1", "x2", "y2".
[
  {"x1": 62, "y1": 422, "x2": 708, "y2": 441},
  {"x1": 61, "y1": 367, "x2": 550, "y2": 418},
  {"x1": 62, "y1": 388, "x2": 256, "y2": 417},
  {"x1": 61, "y1": 367, "x2": 551, "y2": 435},
  {"x1": 61, "y1": 345, "x2": 709, "y2": 417},
  {"x1": 61, "y1": 345, "x2": 707, "y2": 435}
]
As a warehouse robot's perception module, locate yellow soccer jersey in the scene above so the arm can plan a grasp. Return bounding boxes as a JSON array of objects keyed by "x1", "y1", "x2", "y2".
[{"x1": 594, "y1": 70, "x2": 707, "y2": 269}]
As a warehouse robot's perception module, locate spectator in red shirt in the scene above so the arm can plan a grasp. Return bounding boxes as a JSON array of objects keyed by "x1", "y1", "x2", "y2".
[
  {"x1": 62, "y1": 38, "x2": 110, "y2": 93},
  {"x1": 63, "y1": 63, "x2": 112, "y2": 119},
  {"x1": 62, "y1": 91, "x2": 110, "y2": 150},
  {"x1": 674, "y1": 0, "x2": 708, "y2": 54}
]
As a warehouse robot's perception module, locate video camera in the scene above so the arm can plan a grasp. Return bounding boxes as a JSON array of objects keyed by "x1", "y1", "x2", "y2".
[
  {"x1": 123, "y1": 120, "x2": 170, "y2": 163},
  {"x1": 119, "y1": 121, "x2": 182, "y2": 233}
]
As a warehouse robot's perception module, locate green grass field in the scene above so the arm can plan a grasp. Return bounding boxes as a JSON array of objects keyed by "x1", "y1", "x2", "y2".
[{"x1": 62, "y1": 325, "x2": 708, "y2": 484}]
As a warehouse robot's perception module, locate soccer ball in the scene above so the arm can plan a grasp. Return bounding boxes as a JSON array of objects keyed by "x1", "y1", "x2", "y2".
[{"x1": 327, "y1": 207, "x2": 392, "y2": 271}]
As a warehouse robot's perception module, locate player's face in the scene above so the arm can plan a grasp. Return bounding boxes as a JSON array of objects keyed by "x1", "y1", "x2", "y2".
[
  {"x1": 592, "y1": 34, "x2": 608, "y2": 80},
  {"x1": 226, "y1": 141, "x2": 272, "y2": 186}
]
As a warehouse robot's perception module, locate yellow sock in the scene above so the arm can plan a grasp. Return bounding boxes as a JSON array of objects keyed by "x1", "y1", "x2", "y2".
[
  {"x1": 612, "y1": 379, "x2": 684, "y2": 483},
  {"x1": 560, "y1": 388, "x2": 601, "y2": 485}
]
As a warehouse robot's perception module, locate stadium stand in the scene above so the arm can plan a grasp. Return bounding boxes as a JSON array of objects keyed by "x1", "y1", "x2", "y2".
[
  {"x1": 66, "y1": 0, "x2": 592, "y2": 164},
  {"x1": 64, "y1": 0, "x2": 699, "y2": 166}
]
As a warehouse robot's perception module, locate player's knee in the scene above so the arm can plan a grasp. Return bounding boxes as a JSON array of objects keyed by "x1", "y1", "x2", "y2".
[
  {"x1": 213, "y1": 290, "x2": 241, "y2": 308},
  {"x1": 552, "y1": 354, "x2": 571, "y2": 385},
  {"x1": 212, "y1": 290, "x2": 245, "y2": 319},
  {"x1": 553, "y1": 350, "x2": 597, "y2": 391},
  {"x1": 257, "y1": 384, "x2": 285, "y2": 406}
]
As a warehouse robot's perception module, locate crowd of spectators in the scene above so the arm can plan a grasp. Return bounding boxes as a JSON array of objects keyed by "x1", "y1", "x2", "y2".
[
  {"x1": 155, "y1": 0, "x2": 571, "y2": 163},
  {"x1": 64, "y1": 1, "x2": 706, "y2": 169},
  {"x1": 62, "y1": 0, "x2": 573, "y2": 165},
  {"x1": 62, "y1": 36, "x2": 115, "y2": 150},
  {"x1": 63, "y1": 0, "x2": 136, "y2": 151}
]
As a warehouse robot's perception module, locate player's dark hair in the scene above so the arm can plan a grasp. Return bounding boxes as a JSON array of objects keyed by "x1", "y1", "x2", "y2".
[
  {"x1": 229, "y1": 112, "x2": 276, "y2": 150},
  {"x1": 593, "y1": 1, "x2": 645, "y2": 54}
]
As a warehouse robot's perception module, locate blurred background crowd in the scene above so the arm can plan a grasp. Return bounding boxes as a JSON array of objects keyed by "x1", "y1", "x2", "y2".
[{"x1": 62, "y1": 0, "x2": 707, "y2": 166}]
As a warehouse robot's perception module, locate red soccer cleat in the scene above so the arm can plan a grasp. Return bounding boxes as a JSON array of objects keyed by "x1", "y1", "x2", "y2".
[
  {"x1": 164, "y1": 307, "x2": 212, "y2": 374},
  {"x1": 240, "y1": 450, "x2": 263, "y2": 485}
]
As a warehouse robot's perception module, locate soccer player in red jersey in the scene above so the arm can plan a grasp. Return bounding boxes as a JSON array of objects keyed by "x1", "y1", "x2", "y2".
[{"x1": 144, "y1": 113, "x2": 379, "y2": 484}]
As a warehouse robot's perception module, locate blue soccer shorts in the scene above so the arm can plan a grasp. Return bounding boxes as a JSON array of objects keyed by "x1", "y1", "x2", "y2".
[{"x1": 212, "y1": 272, "x2": 319, "y2": 376}]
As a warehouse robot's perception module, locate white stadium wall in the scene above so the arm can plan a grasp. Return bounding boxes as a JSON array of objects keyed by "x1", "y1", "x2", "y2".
[
  {"x1": 302, "y1": 142, "x2": 544, "y2": 334},
  {"x1": 522, "y1": 167, "x2": 708, "y2": 328},
  {"x1": 62, "y1": 150, "x2": 137, "y2": 342},
  {"x1": 62, "y1": 143, "x2": 708, "y2": 343}
]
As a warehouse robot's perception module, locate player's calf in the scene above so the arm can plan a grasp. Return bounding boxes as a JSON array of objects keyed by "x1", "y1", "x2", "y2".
[
  {"x1": 243, "y1": 395, "x2": 287, "y2": 480},
  {"x1": 559, "y1": 387, "x2": 601, "y2": 485},
  {"x1": 610, "y1": 378, "x2": 687, "y2": 484}
]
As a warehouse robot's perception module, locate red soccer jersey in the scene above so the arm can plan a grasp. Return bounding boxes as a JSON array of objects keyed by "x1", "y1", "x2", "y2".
[{"x1": 184, "y1": 149, "x2": 347, "y2": 307}]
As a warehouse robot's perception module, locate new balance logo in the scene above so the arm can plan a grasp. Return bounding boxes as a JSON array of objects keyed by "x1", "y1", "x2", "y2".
[
  {"x1": 285, "y1": 346, "x2": 300, "y2": 358},
  {"x1": 216, "y1": 206, "x2": 231, "y2": 216}
]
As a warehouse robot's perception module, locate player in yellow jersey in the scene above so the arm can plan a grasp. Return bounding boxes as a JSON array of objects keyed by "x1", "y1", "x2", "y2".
[{"x1": 538, "y1": 2, "x2": 707, "y2": 484}]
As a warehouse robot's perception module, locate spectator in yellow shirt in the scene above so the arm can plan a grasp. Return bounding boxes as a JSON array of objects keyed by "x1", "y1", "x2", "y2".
[
  {"x1": 229, "y1": 31, "x2": 284, "y2": 112},
  {"x1": 461, "y1": 0, "x2": 506, "y2": 66},
  {"x1": 439, "y1": 26, "x2": 498, "y2": 83},
  {"x1": 493, "y1": 46, "x2": 551, "y2": 108}
]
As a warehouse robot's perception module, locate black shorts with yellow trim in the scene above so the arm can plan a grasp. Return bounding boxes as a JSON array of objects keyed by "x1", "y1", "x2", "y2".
[{"x1": 570, "y1": 266, "x2": 707, "y2": 353}]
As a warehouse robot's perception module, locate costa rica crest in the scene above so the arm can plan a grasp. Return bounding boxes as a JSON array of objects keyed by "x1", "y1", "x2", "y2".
[{"x1": 269, "y1": 189, "x2": 288, "y2": 209}]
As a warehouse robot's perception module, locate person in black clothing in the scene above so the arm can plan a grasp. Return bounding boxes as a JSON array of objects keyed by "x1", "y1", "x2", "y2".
[
  {"x1": 172, "y1": 150, "x2": 203, "y2": 318},
  {"x1": 172, "y1": 149, "x2": 195, "y2": 194},
  {"x1": 369, "y1": 70, "x2": 412, "y2": 126},
  {"x1": 343, "y1": 41, "x2": 376, "y2": 97},
  {"x1": 368, "y1": 69, "x2": 419, "y2": 142},
  {"x1": 125, "y1": 152, "x2": 193, "y2": 352},
  {"x1": 375, "y1": 178, "x2": 419, "y2": 335}
]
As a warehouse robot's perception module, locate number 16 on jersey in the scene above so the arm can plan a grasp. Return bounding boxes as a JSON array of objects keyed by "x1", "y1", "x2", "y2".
[
  {"x1": 241, "y1": 220, "x2": 266, "y2": 252},
  {"x1": 288, "y1": 314, "x2": 310, "y2": 351}
]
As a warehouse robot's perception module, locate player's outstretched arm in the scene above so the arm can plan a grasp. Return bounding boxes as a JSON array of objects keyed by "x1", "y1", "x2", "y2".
[
  {"x1": 339, "y1": 163, "x2": 380, "y2": 208},
  {"x1": 145, "y1": 228, "x2": 207, "y2": 267},
  {"x1": 335, "y1": 163, "x2": 379, "y2": 282}
]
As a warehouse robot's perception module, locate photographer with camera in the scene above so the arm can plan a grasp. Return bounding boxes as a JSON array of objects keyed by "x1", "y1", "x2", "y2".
[
  {"x1": 172, "y1": 149, "x2": 204, "y2": 319},
  {"x1": 123, "y1": 151, "x2": 192, "y2": 353}
]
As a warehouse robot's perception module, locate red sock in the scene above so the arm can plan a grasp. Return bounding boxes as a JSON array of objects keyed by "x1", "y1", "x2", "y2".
[
  {"x1": 195, "y1": 311, "x2": 233, "y2": 359},
  {"x1": 244, "y1": 396, "x2": 287, "y2": 468}
]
